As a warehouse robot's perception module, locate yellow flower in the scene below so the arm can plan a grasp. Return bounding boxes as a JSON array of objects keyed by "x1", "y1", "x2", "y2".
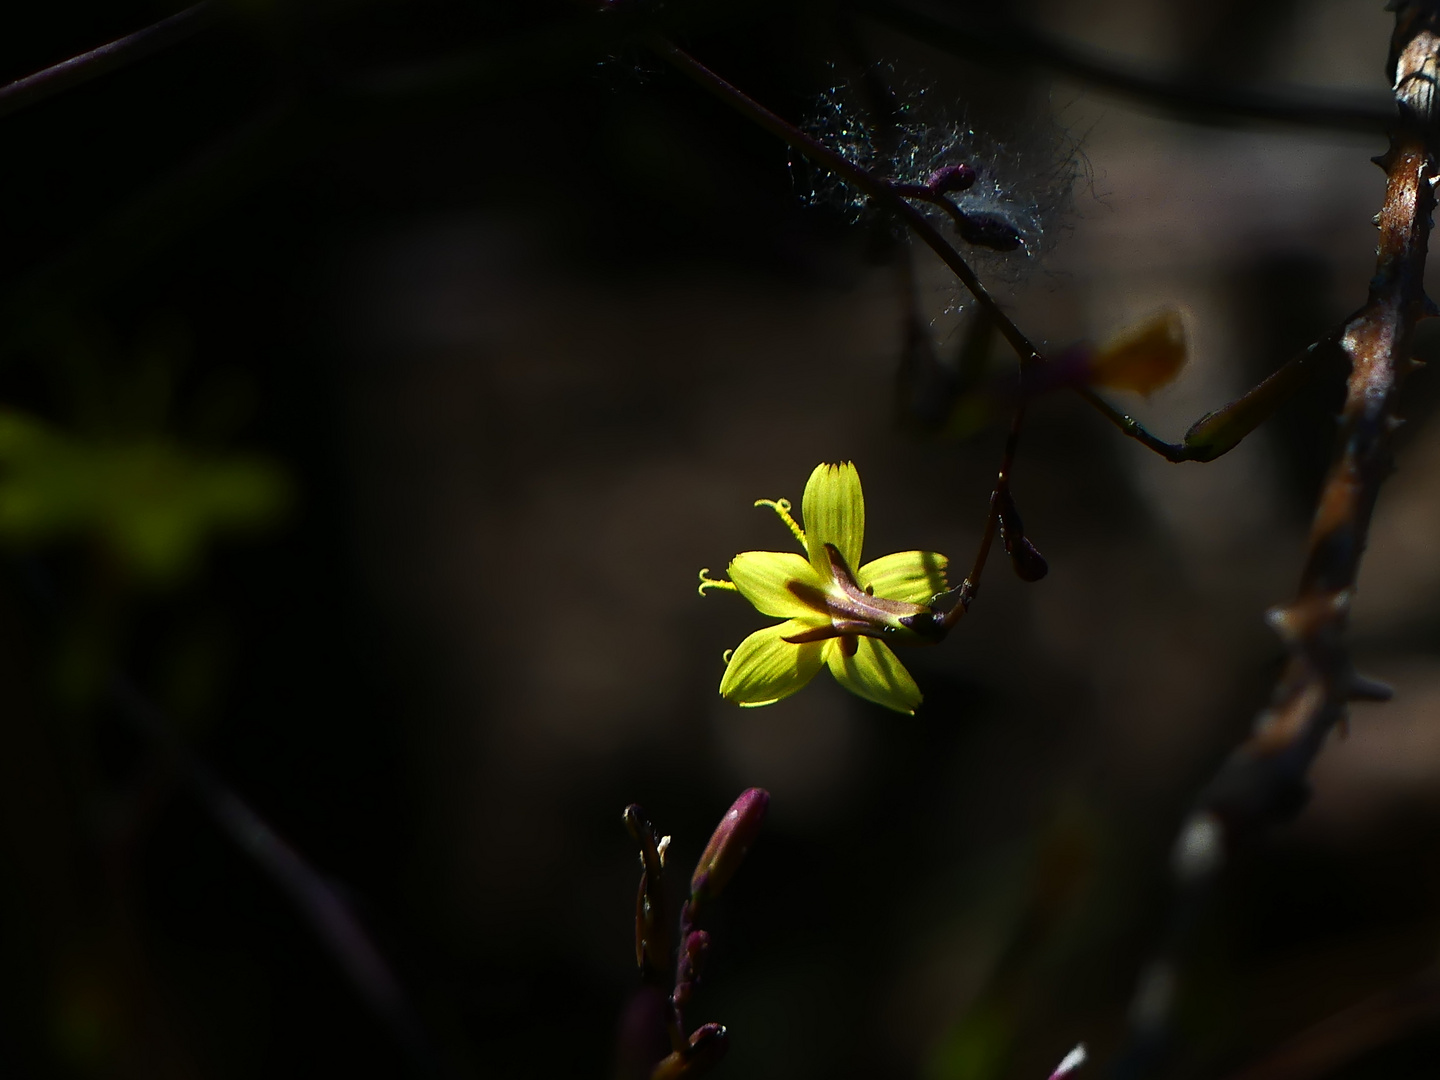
[{"x1": 699, "y1": 462, "x2": 950, "y2": 714}]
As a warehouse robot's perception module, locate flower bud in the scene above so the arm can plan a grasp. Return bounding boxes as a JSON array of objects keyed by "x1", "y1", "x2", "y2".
[
  {"x1": 996, "y1": 489, "x2": 1048, "y2": 582},
  {"x1": 624, "y1": 803, "x2": 670, "y2": 975},
  {"x1": 926, "y1": 163, "x2": 977, "y2": 194},
  {"x1": 650, "y1": 1024, "x2": 730, "y2": 1080},
  {"x1": 958, "y1": 211, "x2": 1023, "y2": 251},
  {"x1": 690, "y1": 788, "x2": 769, "y2": 902},
  {"x1": 1009, "y1": 535, "x2": 1049, "y2": 582},
  {"x1": 673, "y1": 931, "x2": 711, "y2": 1007},
  {"x1": 685, "y1": 1024, "x2": 730, "y2": 1072}
]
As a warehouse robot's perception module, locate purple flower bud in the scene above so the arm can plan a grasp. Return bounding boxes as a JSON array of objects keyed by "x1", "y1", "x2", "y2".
[
  {"x1": 926, "y1": 163, "x2": 977, "y2": 194},
  {"x1": 686, "y1": 1024, "x2": 730, "y2": 1071},
  {"x1": 648, "y1": 1024, "x2": 730, "y2": 1080},
  {"x1": 958, "y1": 211, "x2": 1024, "y2": 252},
  {"x1": 690, "y1": 788, "x2": 769, "y2": 902},
  {"x1": 1010, "y1": 536, "x2": 1049, "y2": 582},
  {"x1": 996, "y1": 489, "x2": 1048, "y2": 582},
  {"x1": 673, "y1": 931, "x2": 712, "y2": 1006}
]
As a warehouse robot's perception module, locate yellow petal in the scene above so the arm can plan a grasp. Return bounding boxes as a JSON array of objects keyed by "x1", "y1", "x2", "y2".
[
  {"x1": 728, "y1": 551, "x2": 830, "y2": 619},
  {"x1": 858, "y1": 550, "x2": 949, "y2": 604},
  {"x1": 825, "y1": 637, "x2": 921, "y2": 714},
  {"x1": 720, "y1": 620, "x2": 826, "y2": 707},
  {"x1": 1088, "y1": 309, "x2": 1187, "y2": 397},
  {"x1": 801, "y1": 462, "x2": 864, "y2": 575}
]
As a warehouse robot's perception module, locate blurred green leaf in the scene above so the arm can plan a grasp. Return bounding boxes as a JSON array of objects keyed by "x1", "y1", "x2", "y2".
[
  {"x1": 0, "y1": 408, "x2": 290, "y2": 582},
  {"x1": 927, "y1": 1001, "x2": 1014, "y2": 1080}
]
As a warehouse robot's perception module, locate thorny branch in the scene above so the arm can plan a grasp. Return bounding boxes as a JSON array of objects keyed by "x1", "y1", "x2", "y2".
[{"x1": 1114, "y1": 4, "x2": 1440, "y2": 1075}]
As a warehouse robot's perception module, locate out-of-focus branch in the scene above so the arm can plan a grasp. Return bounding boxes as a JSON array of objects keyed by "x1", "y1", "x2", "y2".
[
  {"x1": 1113, "y1": 4, "x2": 1440, "y2": 1075},
  {"x1": 107, "y1": 676, "x2": 442, "y2": 1074},
  {"x1": 1222, "y1": 967, "x2": 1440, "y2": 1080},
  {"x1": 0, "y1": 2, "x2": 219, "y2": 121},
  {"x1": 858, "y1": 1, "x2": 1395, "y2": 133}
]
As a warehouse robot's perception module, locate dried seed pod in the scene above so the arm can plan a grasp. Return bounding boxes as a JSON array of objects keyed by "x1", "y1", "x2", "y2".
[{"x1": 624, "y1": 804, "x2": 670, "y2": 976}]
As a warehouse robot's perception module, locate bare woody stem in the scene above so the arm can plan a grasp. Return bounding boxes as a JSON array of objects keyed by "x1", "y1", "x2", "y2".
[
  {"x1": 1203, "y1": 1, "x2": 1436, "y2": 861},
  {"x1": 1118, "y1": 4, "x2": 1440, "y2": 1072},
  {"x1": 943, "y1": 403, "x2": 1026, "y2": 628}
]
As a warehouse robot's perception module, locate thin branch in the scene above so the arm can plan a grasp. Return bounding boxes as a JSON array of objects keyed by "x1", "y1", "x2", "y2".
[
  {"x1": 652, "y1": 34, "x2": 1333, "y2": 472},
  {"x1": 1081, "y1": 333, "x2": 1342, "y2": 463},
  {"x1": 1222, "y1": 967, "x2": 1440, "y2": 1080},
  {"x1": 0, "y1": 2, "x2": 219, "y2": 121},
  {"x1": 649, "y1": 35, "x2": 1044, "y2": 367},
  {"x1": 1112, "y1": 4, "x2": 1440, "y2": 1074},
  {"x1": 107, "y1": 675, "x2": 443, "y2": 1075},
  {"x1": 858, "y1": 1, "x2": 1395, "y2": 133}
]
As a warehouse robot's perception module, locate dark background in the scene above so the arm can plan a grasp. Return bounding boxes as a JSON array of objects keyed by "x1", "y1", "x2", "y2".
[{"x1": 2, "y1": 2, "x2": 1440, "y2": 1078}]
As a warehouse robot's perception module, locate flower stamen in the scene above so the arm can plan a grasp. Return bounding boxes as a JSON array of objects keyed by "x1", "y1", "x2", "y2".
[
  {"x1": 754, "y1": 497, "x2": 806, "y2": 547},
  {"x1": 698, "y1": 568, "x2": 739, "y2": 597}
]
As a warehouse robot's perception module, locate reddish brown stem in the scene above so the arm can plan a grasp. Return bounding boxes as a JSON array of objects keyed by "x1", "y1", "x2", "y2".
[
  {"x1": 0, "y1": 2, "x2": 218, "y2": 120},
  {"x1": 942, "y1": 402, "x2": 1028, "y2": 628},
  {"x1": 650, "y1": 36, "x2": 1043, "y2": 367}
]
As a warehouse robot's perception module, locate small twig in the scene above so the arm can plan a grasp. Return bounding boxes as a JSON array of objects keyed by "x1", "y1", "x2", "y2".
[
  {"x1": 653, "y1": 34, "x2": 1326, "y2": 471},
  {"x1": 1081, "y1": 332, "x2": 1342, "y2": 463},
  {"x1": 944, "y1": 402, "x2": 1027, "y2": 627},
  {"x1": 858, "y1": 1, "x2": 1395, "y2": 133},
  {"x1": 0, "y1": 2, "x2": 219, "y2": 121}
]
